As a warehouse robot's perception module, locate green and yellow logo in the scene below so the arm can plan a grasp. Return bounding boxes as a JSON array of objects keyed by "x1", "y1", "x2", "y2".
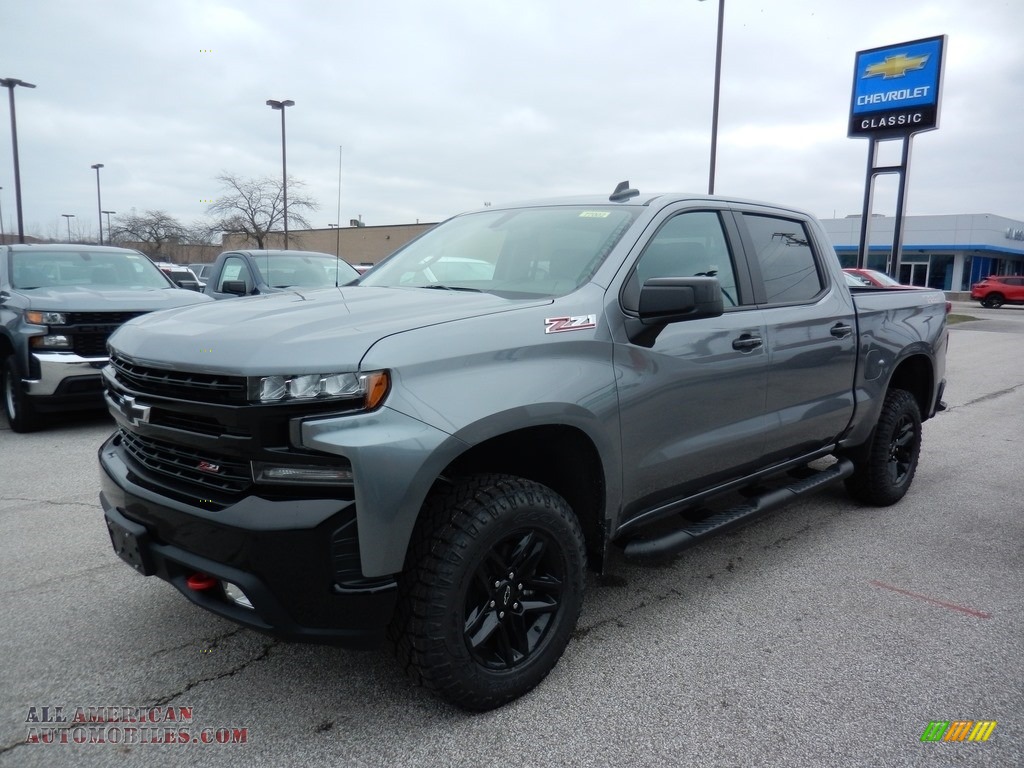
[{"x1": 920, "y1": 720, "x2": 997, "y2": 742}]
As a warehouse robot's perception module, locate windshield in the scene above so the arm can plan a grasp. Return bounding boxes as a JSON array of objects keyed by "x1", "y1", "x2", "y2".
[
  {"x1": 359, "y1": 205, "x2": 639, "y2": 298},
  {"x1": 11, "y1": 250, "x2": 172, "y2": 290},
  {"x1": 252, "y1": 253, "x2": 360, "y2": 288}
]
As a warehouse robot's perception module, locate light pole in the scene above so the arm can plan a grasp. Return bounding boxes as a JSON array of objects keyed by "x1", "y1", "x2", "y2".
[
  {"x1": 91, "y1": 163, "x2": 104, "y2": 244},
  {"x1": 61, "y1": 213, "x2": 75, "y2": 243},
  {"x1": 102, "y1": 210, "x2": 116, "y2": 241},
  {"x1": 0, "y1": 185, "x2": 4, "y2": 242},
  {"x1": 698, "y1": 0, "x2": 725, "y2": 195},
  {"x1": 1, "y1": 77, "x2": 37, "y2": 243},
  {"x1": 266, "y1": 99, "x2": 294, "y2": 249}
]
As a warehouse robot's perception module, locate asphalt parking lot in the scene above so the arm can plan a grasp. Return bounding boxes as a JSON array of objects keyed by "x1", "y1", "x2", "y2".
[{"x1": 1, "y1": 300, "x2": 1021, "y2": 767}]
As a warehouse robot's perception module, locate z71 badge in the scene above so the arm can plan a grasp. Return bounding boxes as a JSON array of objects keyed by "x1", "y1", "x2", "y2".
[{"x1": 544, "y1": 314, "x2": 597, "y2": 334}]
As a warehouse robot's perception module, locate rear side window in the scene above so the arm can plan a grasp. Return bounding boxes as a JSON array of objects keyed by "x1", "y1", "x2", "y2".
[{"x1": 741, "y1": 214, "x2": 823, "y2": 304}]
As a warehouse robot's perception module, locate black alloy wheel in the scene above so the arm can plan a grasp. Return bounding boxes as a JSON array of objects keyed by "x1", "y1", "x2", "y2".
[{"x1": 462, "y1": 527, "x2": 565, "y2": 670}]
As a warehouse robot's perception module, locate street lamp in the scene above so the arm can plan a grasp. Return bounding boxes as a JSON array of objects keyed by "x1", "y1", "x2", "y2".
[
  {"x1": 61, "y1": 213, "x2": 75, "y2": 243},
  {"x1": 266, "y1": 99, "x2": 294, "y2": 249},
  {"x1": 102, "y1": 210, "x2": 116, "y2": 241},
  {"x1": 1, "y1": 77, "x2": 37, "y2": 243},
  {"x1": 91, "y1": 163, "x2": 104, "y2": 244},
  {"x1": 698, "y1": 0, "x2": 725, "y2": 195}
]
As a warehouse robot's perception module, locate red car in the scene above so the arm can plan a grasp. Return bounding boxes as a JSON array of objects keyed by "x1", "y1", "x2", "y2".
[
  {"x1": 844, "y1": 268, "x2": 951, "y2": 313},
  {"x1": 843, "y1": 268, "x2": 903, "y2": 288},
  {"x1": 970, "y1": 275, "x2": 1024, "y2": 308}
]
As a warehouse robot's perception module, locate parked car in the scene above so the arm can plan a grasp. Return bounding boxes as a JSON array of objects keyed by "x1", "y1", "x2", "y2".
[
  {"x1": 203, "y1": 250, "x2": 360, "y2": 299},
  {"x1": 844, "y1": 268, "x2": 951, "y2": 313},
  {"x1": 0, "y1": 244, "x2": 211, "y2": 432},
  {"x1": 843, "y1": 268, "x2": 903, "y2": 288},
  {"x1": 154, "y1": 263, "x2": 201, "y2": 291},
  {"x1": 99, "y1": 185, "x2": 947, "y2": 710},
  {"x1": 970, "y1": 274, "x2": 1024, "y2": 308}
]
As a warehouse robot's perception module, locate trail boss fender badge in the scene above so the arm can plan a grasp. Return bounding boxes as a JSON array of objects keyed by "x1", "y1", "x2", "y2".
[{"x1": 544, "y1": 314, "x2": 597, "y2": 334}]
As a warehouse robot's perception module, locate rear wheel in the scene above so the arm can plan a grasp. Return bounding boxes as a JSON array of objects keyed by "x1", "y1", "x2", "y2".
[
  {"x1": 390, "y1": 474, "x2": 586, "y2": 711},
  {"x1": 983, "y1": 293, "x2": 1005, "y2": 308},
  {"x1": 845, "y1": 388, "x2": 922, "y2": 506},
  {"x1": 2, "y1": 356, "x2": 41, "y2": 433}
]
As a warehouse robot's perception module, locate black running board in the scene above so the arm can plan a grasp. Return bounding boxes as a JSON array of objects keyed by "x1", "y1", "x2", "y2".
[{"x1": 622, "y1": 458, "x2": 855, "y2": 561}]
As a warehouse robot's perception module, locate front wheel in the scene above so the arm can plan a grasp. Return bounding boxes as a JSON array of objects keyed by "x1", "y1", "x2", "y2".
[
  {"x1": 2, "y1": 356, "x2": 41, "y2": 433},
  {"x1": 390, "y1": 474, "x2": 586, "y2": 711},
  {"x1": 845, "y1": 388, "x2": 922, "y2": 506}
]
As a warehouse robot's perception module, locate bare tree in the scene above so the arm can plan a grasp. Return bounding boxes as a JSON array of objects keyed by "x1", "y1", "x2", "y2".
[
  {"x1": 208, "y1": 172, "x2": 318, "y2": 249},
  {"x1": 109, "y1": 210, "x2": 185, "y2": 260}
]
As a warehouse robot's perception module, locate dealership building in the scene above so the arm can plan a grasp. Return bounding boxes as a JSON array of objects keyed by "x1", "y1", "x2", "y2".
[{"x1": 821, "y1": 213, "x2": 1024, "y2": 296}]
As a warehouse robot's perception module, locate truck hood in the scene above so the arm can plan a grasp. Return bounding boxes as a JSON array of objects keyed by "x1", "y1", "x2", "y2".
[
  {"x1": 108, "y1": 286, "x2": 550, "y2": 373},
  {"x1": 20, "y1": 286, "x2": 211, "y2": 312}
]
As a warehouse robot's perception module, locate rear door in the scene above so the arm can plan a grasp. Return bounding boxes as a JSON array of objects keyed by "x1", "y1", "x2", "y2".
[{"x1": 733, "y1": 209, "x2": 857, "y2": 463}]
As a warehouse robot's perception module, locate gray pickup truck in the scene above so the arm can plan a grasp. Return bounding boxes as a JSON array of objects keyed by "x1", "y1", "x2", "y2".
[
  {"x1": 202, "y1": 249, "x2": 359, "y2": 299},
  {"x1": 98, "y1": 186, "x2": 947, "y2": 710},
  {"x1": 0, "y1": 244, "x2": 210, "y2": 432}
]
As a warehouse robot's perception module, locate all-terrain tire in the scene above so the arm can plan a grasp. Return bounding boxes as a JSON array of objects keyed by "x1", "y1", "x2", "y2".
[
  {"x1": 390, "y1": 473, "x2": 586, "y2": 711},
  {"x1": 844, "y1": 388, "x2": 922, "y2": 506}
]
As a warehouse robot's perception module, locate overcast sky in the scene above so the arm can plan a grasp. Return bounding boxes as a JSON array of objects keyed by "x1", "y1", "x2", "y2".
[{"x1": 3, "y1": 0, "x2": 1022, "y2": 241}]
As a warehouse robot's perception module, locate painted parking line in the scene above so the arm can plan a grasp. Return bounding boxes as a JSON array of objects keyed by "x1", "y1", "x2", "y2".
[{"x1": 868, "y1": 580, "x2": 992, "y2": 619}]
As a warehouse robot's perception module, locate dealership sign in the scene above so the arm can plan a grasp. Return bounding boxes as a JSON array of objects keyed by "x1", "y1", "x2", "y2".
[{"x1": 849, "y1": 35, "x2": 946, "y2": 137}]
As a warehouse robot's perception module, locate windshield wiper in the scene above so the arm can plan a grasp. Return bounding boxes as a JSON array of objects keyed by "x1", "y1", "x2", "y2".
[{"x1": 419, "y1": 284, "x2": 483, "y2": 292}]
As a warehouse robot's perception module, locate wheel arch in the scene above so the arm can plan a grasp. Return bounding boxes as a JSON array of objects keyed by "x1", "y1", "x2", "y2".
[
  {"x1": 887, "y1": 352, "x2": 934, "y2": 419},
  {"x1": 441, "y1": 424, "x2": 608, "y2": 571}
]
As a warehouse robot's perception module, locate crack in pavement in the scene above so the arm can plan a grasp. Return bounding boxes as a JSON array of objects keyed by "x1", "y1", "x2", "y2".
[
  {"x1": 0, "y1": 496, "x2": 97, "y2": 510},
  {"x1": 148, "y1": 637, "x2": 279, "y2": 707},
  {"x1": 946, "y1": 382, "x2": 1024, "y2": 411},
  {"x1": 0, "y1": 630, "x2": 263, "y2": 758}
]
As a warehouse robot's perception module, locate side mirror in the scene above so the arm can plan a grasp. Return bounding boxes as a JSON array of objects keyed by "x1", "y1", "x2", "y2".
[
  {"x1": 627, "y1": 276, "x2": 725, "y2": 347},
  {"x1": 638, "y1": 276, "x2": 724, "y2": 323},
  {"x1": 222, "y1": 280, "x2": 248, "y2": 296}
]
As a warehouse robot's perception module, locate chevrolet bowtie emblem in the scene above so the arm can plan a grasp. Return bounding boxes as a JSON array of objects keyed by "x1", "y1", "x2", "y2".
[
  {"x1": 864, "y1": 53, "x2": 929, "y2": 79},
  {"x1": 120, "y1": 394, "x2": 152, "y2": 426}
]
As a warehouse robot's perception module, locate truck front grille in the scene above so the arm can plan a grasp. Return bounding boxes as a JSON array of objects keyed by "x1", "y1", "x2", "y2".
[
  {"x1": 58, "y1": 312, "x2": 146, "y2": 358},
  {"x1": 119, "y1": 429, "x2": 252, "y2": 494},
  {"x1": 110, "y1": 353, "x2": 248, "y2": 404}
]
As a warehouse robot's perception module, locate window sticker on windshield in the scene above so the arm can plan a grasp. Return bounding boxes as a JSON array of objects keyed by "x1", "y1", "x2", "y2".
[
  {"x1": 579, "y1": 211, "x2": 611, "y2": 218},
  {"x1": 545, "y1": 314, "x2": 597, "y2": 334}
]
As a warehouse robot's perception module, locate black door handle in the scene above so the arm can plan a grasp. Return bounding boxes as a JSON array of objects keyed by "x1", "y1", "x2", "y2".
[
  {"x1": 830, "y1": 323, "x2": 853, "y2": 339},
  {"x1": 732, "y1": 334, "x2": 763, "y2": 351}
]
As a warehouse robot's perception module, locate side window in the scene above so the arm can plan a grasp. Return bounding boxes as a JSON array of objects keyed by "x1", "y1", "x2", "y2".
[
  {"x1": 218, "y1": 257, "x2": 251, "y2": 292},
  {"x1": 741, "y1": 214, "x2": 823, "y2": 304},
  {"x1": 627, "y1": 211, "x2": 740, "y2": 310}
]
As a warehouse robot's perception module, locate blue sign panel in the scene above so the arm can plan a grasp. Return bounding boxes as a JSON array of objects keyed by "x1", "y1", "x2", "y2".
[{"x1": 849, "y1": 35, "x2": 945, "y2": 137}]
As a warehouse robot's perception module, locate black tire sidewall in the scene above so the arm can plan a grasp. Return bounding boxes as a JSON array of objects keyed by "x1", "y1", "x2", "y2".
[
  {"x1": 2, "y1": 356, "x2": 38, "y2": 433},
  {"x1": 849, "y1": 389, "x2": 922, "y2": 506}
]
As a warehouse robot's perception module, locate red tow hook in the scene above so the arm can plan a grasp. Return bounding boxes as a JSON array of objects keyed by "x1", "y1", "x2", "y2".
[{"x1": 186, "y1": 573, "x2": 219, "y2": 591}]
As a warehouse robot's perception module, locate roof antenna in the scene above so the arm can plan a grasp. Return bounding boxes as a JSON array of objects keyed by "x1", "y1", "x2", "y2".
[{"x1": 609, "y1": 180, "x2": 639, "y2": 202}]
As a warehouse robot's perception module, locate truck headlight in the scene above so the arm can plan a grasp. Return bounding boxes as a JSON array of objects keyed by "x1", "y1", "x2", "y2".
[
  {"x1": 248, "y1": 370, "x2": 389, "y2": 408},
  {"x1": 25, "y1": 311, "x2": 67, "y2": 325}
]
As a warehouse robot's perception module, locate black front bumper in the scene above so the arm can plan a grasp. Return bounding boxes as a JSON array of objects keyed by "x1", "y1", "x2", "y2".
[{"x1": 98, "y1": 434, "x2": 397, "y2": 647}]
